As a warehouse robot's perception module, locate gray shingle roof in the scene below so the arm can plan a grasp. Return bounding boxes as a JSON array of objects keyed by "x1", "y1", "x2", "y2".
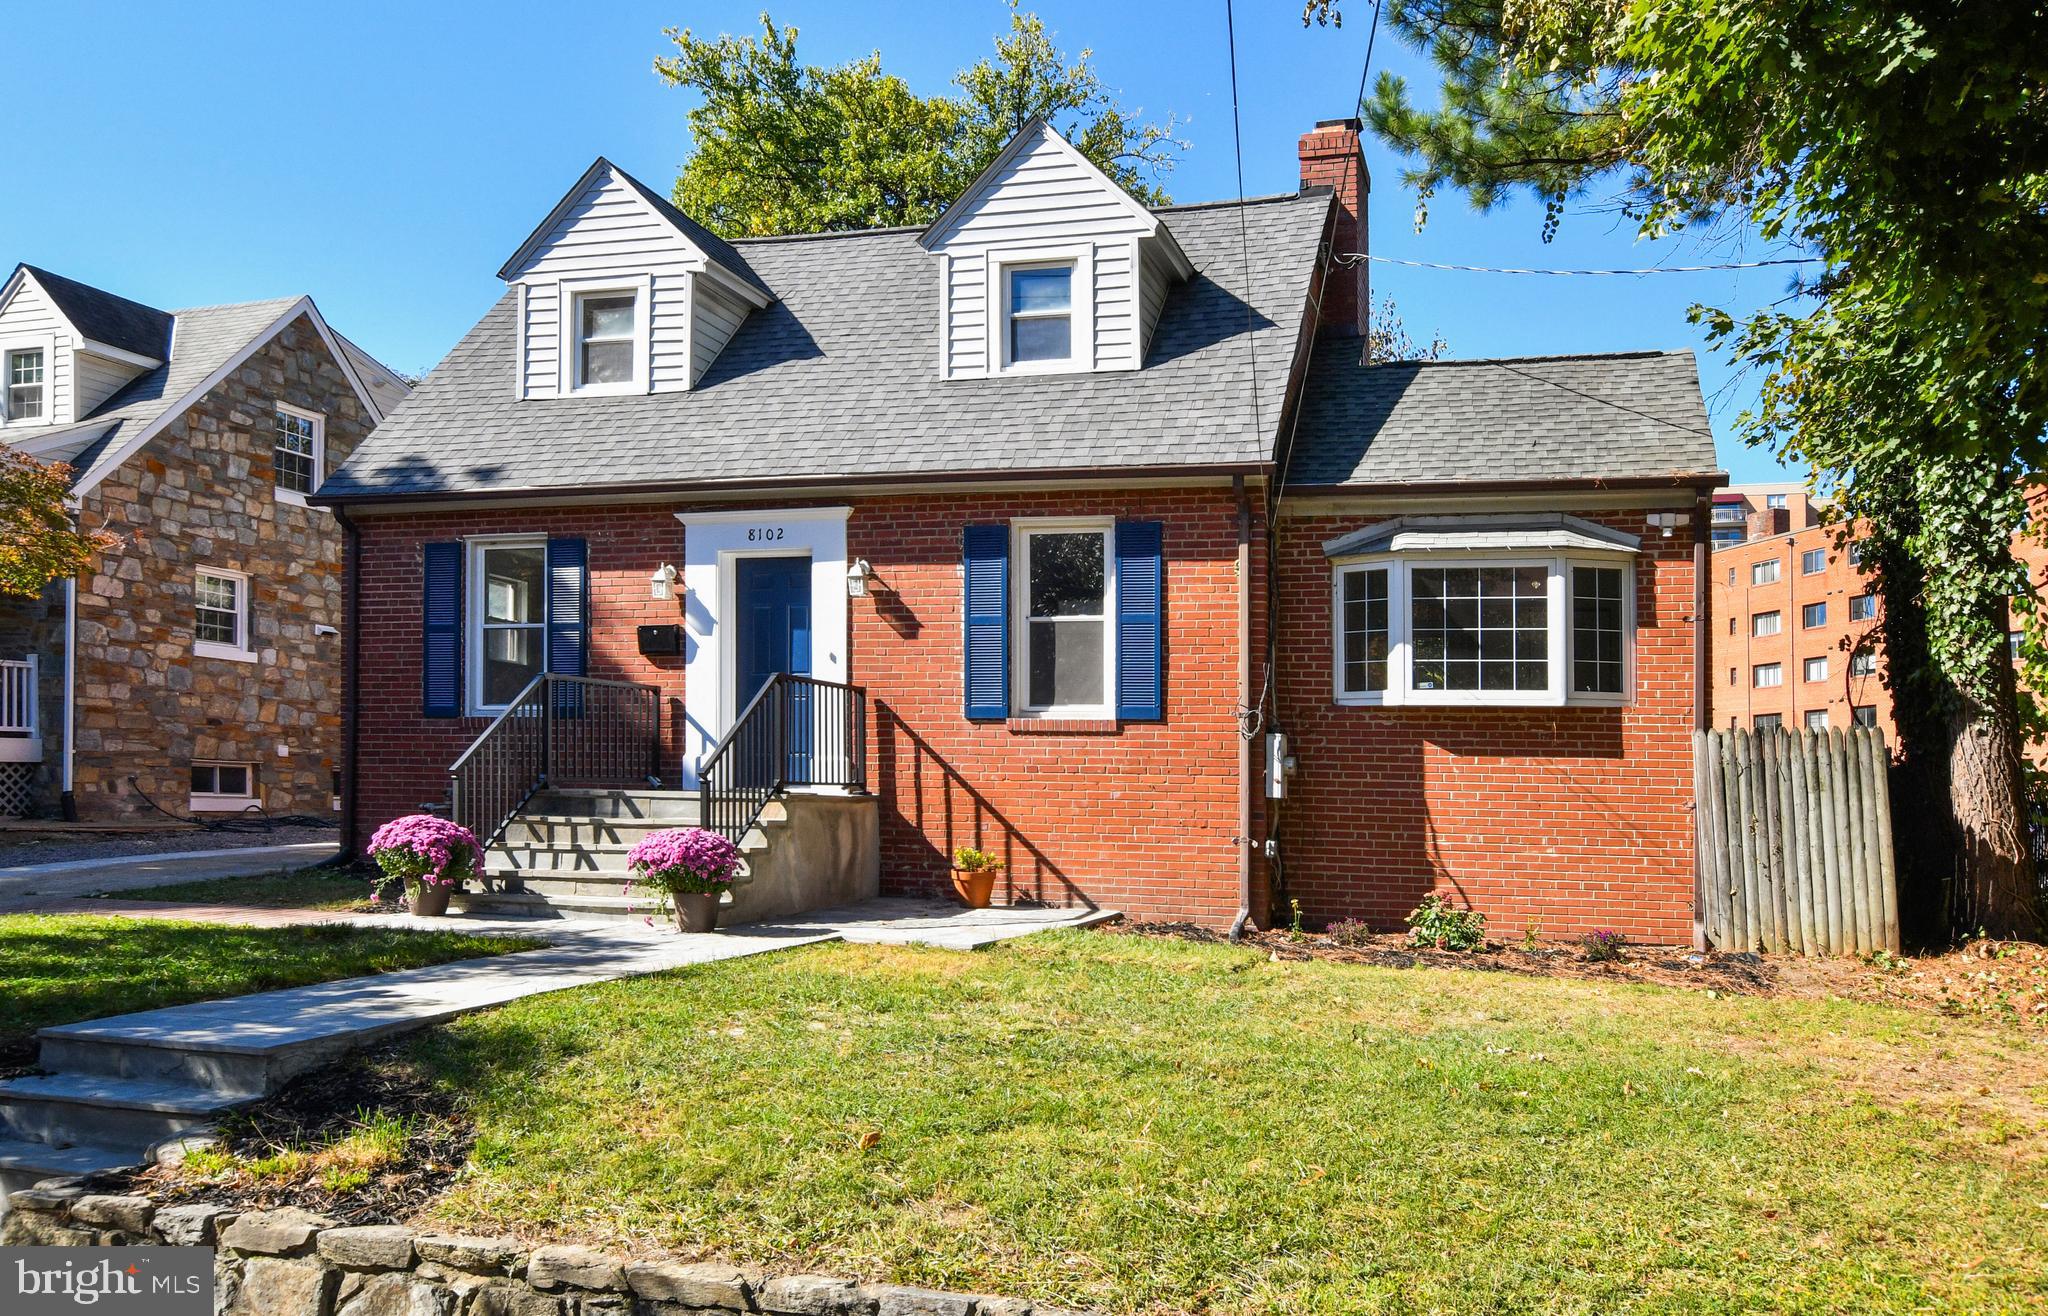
[
  {"x1": 321, "y1": 190, "x2": 1335, "y2": 501},
  {"x1": 1287, "y1": 345, "x2": 1720, "y2": 487},
  {"x1": 608, "y1": 164, "x2": 773, "y2": 299},
  {"x1": 19, "y1": 265, "x2": 174, "y2": 359}
]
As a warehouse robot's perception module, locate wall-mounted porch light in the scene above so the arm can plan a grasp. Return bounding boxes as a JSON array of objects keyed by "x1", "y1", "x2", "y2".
[
  {"x1": 846, "y1": 559, "x2": 873, "y2": 598},
  {"x1": 1646, "y1": 512, "x2": 1689, "y2": 539},
  {"x1": 650, "y1": 563, "x2": 679, "y2": 601}
]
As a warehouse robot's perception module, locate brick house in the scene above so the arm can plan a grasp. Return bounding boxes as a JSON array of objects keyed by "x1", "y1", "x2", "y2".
[
  {"x1": 0, "y1": 265, "x2": 407, "y2": 820},
  {"x1": 318, "y1": 118, "x2": 1724, "y2": 939}
]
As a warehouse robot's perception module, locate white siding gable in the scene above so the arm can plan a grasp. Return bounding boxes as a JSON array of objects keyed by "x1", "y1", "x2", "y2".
[
  {"x1": 73, "y1": 350, "x2": 148, "y2": 417},
  {"x1": 0, "y1": 274, "x2": 74, "y2": 429},
  {"x1": 921, "y1": 121, "x2": 1191, "y2": 381}
]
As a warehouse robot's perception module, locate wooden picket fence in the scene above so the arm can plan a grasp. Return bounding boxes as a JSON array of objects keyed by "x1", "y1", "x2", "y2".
[{"x1": 1694, "y1": 727, "x2": 1899, "y2": 955}]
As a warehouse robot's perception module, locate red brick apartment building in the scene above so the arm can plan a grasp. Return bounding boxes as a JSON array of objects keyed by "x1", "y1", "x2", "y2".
[{"x1": 315, "y1": 118, "x2": 1724, "y2": 940}]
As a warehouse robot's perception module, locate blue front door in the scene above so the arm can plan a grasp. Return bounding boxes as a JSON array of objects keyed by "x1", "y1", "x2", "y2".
[{"x1": 735, "y1": 556, "x2": 813, "y2": 781}]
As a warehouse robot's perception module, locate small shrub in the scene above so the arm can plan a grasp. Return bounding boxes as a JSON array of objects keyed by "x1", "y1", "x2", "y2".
[
  {"x1": 1326, "y1": 918, "x2": 1373, "y2": 947},
  {"x1": 366, "y1": 814, "x2": 480, "y2": 899},
  {"x1": 952, "y1": 846, "x2": 1005, "y2": 873},
  {"x1": 1406, "y1": 895, "x2": 1486, "y2": 952},
  {"x1": 1581, "y1": 929, "x2": 1627, "y2": 962},
  {"x1": 627, "y1": 827, "x2": 742, "y2": 898},
  {"x1": 1521, "y1": 923, "x2": 1541, "y2": 952}
]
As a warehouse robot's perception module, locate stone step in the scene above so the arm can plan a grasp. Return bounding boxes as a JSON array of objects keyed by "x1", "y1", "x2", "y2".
[
  {"x1": 489, "y1": 872, "x2": 636, "y2": 899},
  {"x1": 0, "y1": 1075, "x2": 242, "y2": 1158},
  {"x1": 526, "y1": 789, "x2": 701, "y2": 821},
  {"x1": 449, "y1": 890, "x2": 680, "y2": 923},
  {"x1": 0, "y1": 1139, "x2": 142, "y2": 1205},
  {"x1": 501, "y1": 801, "x2": 785, "y2": 847}
]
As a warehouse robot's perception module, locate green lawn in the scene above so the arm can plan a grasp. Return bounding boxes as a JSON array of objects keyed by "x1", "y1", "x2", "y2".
[
  {"x1": 111, "y1": 865, "x2": 378, "y2": 910},
  {"x1": 0, "y1": 915, "x2": 541, "y2": 1059},
  {"x1": 405, "y1": 932, "x2": 2048, "y2": 1314}
]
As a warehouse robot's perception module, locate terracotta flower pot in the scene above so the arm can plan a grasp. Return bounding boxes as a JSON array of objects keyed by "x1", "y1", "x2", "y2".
[
  {"x1": 408, "y1": 883, "x2": 452, "y2": 918},
  {"x1": 949, "y1": 867, "x2": 997, "y2": 909},
  {"x1": 674, "y1": 891, "x2": 721, "y2": 933}
]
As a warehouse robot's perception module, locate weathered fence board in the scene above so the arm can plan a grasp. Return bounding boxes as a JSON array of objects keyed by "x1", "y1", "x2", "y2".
[{"x1": 1694, "y1": 726, "x2": 1899, "y2": 955}]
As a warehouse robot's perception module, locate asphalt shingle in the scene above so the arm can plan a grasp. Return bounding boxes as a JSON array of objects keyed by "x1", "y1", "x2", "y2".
[{"x1": 18, "y1": 265, "x2": 174, "y2": 360}]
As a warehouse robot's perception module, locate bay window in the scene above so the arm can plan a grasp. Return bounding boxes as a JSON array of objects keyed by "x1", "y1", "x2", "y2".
[{"x1": 1332, "y1": 535, "x2": 1635, "y2": 707}]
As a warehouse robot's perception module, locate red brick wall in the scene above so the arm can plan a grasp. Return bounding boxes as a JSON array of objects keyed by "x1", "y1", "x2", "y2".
[{"x1": 1269, "y1": 508, "x2": 1700, "y2": 943}]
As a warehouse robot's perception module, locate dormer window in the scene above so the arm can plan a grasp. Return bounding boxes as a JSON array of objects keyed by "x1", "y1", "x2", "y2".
[
  {"x1": 557, "y1": 278, "x2": 650, "y2": 396},
  {"x1": 1006, "y1": 265, "x2": 1073, "y2": 366},
  {"x1": 6, "y1": 348, "x2": 43, "y2": 420}
]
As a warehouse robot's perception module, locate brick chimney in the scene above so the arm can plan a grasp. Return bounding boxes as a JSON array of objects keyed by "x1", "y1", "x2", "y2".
[{"x1": 1298, "y1": 117, "x2": 1370, "y2": 337}]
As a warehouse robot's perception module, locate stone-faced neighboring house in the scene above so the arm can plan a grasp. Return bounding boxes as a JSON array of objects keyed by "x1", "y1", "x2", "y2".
[
  {"x1": 0, "y1": 264, "x2": 408, "y2": 820},
  {"x1": 318, "y1": 117, "x2": 1725, "y2": 939}
]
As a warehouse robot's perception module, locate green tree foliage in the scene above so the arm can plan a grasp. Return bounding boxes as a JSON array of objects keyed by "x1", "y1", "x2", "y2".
[
  {"x1": 656, "y1": 6, "x2": 1181, "y2": 239},
  {"x1": 1351, "y1": 0, "x2": 2048, "y2": 937},
  {"x1": 0, "y1": 448, "x2": 117, "y2": 598}
]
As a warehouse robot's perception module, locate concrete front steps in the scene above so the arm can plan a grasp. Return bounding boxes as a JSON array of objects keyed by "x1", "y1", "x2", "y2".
[
  {"x1": 457, "y1": 787, "x2": 878, "y2": 926},
  {"x1": 0, "y1": 1070, "x2": 253, "y2": 1207}
]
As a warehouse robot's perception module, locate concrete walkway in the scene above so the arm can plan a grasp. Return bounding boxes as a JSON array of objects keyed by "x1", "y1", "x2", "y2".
[{"x1": 0, "y1": 842, "x2": 339, "y2": 912}]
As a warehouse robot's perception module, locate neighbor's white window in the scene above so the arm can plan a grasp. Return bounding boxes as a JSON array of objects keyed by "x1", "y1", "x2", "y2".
[
  {"x1": 1752, "y1": 610, "x2": 1782, "y2": 638},
  {"x1": 1754, "y1": 713, "x2": 1784, "y2": 731},
  {"x1": 1005, "y1": 264, "x2": 1074, "y2": 367},
  {"x1": 1849, "y1": 592, "x2": 1878, "y2": 621},
  {"x1": 1335, "y1": 555, "x2": 1633, "y2": 707},
  {"x1": 1804, "y1": 709, "x2": 1829, "y2": 731},
  {"x1": 1800, "y1": 548, "x2": 1827, "y2": 575},
  {"x1": 1753, "y1": 662, "x2": 1783, "y2": 689},
  {"x1": 469, "y1": 538, "x2": 547, "y2": 713},
  {"x1": 190, "y1": 761, "x2": 255, "y2": 811},
  {"x1": 1850, "y1": 651, "x2": 1878, "y2": 677},
  {"x1": 1752, "y1": 558, "x2": 1781, "y2": 586},
  {"x1": 1802, "y1": 601, "x2": 1828, "y2": 628},
  {"x1": 272, "y1": 403, "x2": 325, "y2": 503},
  {"x1": 1852, "y1": 704, "x2": 1877, "y2": 727},
  {"x1": 1766, "y1": 493, "x2": 1789, "y2": 511},
  {"x1": 194, "y1": 568, "x2": 254, "y2": 661},
  {"x1": 5, "y1": 348, "x2": 44, "y2": 420},
  {"x1": 1804, "y1": 656, "x2": 1829, "y2": 683},
  {"x1": 1013, "y1": 520, "x2": 1114, "y2": 716}
]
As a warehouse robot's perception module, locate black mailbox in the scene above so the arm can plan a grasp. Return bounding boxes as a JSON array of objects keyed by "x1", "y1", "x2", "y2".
[{"x1": 637, "y1": 624, "x2": 683, "y2": 656}]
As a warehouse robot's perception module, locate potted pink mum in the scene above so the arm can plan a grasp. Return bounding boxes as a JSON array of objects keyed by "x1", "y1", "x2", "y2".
[
  {"x1": 367, "y1": 814, "x2": 481, "y2": 917},
  {"x1": 627, "y1": 827, "x2": 741, "y2": 932}
]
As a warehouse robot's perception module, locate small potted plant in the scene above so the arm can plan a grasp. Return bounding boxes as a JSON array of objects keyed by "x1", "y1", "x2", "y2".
[
  {"x1": 627, "y1": 827, "x2": 742, "y2": 932},
  {"x1": 367, "y1": 814, "x2": 481, "y2": 918},
  {"x1": 949, "y1": 845, "x2": 1004, "y2": 908}
]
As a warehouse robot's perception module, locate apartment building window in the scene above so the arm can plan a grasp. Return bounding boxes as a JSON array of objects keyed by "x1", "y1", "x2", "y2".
[
  {"x1": 1850, "y1": 651, "x2": 1878, "y2": 677},
  {"x1": 1802, "y1": 601, "x2": 1827, "y2": 628},
  {"x1": 1752, "y1": 559, "x2": 1781, "y2": 586},
  {"x1": 1754, "y1": 662, "x2": 1783, "y2": 688},
  {"x1": 1804, "y1": 709, "x2": 1829, "y2": 731},
  {"x1": 1726, "y1": 566, "x2": 1735, "y2": 586},
  {"x1": 1766, "y1": 493, "x2": 1788, "y2": 510},
  {"x1": 1754, "y1": 713, "x2": 1783, "y2": 731},
  {"x1": 1852, "y1": 705, "x2": 1878, "y2": 728},
  {"x1": 1752, "y1": 610, "x2": 1782, "y2": 638},
  {"x1": 1849, "y1": 592, "x2": 1877, "y2": 621},
  {"x1": 2011, "y1": 631, "x2": 2025, "y2": 662},
  {"x1": 1804, "y1": 656, "x2": 1828, "y2": 682},
  {"x1": 1801, "y1": 548, "x2": 1826, "y2": 575}
]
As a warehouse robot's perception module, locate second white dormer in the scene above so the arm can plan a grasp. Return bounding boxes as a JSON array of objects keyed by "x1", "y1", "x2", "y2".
[
  {"x1": 920, "y1": 119, "x2": 1192, "y2": 381},
  {"x1": 499, "y1": 159, "x2": 773, "y2": 401},
  {"x1": 0, "y1": 265, "x2": 168, "y2": 433}
]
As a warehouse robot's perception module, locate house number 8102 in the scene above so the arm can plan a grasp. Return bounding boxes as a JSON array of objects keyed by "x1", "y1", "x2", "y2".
[{"x1": 745, "y1": 527, "x2": 786, "y2": 542}]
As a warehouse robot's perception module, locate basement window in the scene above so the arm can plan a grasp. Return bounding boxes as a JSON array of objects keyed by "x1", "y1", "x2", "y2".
[{"x1": 190, "y1": 761, "x2": 256, "y2": 812}]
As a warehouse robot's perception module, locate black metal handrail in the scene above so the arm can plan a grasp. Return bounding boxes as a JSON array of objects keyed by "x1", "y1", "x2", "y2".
[
  {"x1": 698, "y1": 673, "x2": 867, "y2": 844},
  {"x1": 449, "y1": 673, "x2": 663, "y2": 852}
]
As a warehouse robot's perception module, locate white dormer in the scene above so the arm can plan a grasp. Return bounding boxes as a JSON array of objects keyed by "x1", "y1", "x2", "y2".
[
  {"x1": 0, "y1": 265, "x2": 167, "y2": 432},
  {"x1": 498, "y1": 158, "x2": 773, "y2": 401},
  {"x1": 920, "y1": 119, "x2": 1192, "y2": 381}
]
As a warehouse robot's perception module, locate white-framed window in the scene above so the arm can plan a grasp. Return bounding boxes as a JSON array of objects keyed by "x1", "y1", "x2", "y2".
[
  {"x1": 1012, "y1": 519, "x2": 1115, "y2": 717},
  {"x1": 1800, "y1": 548, "x2": 1827, "y2": 575},
  {"x1": 1804, "y1": 656, "x2": 1828, "y2": 683},
  {"x1": 189, "y1": 761, "x2": 256, "y2": 812},
  {"x1": 1754, "y1": 713, "x2": 1783, "y2": 731},
  {"x1": 1852, "y1": 704, "x2": 1878, "y2": 728},
  {"x1": 558, "y1": 277, "x2": 649, "y2": 396},
  {"x1": 272, "y1": 403, "x2": 325, "y2": 504},
  {"x1": 5, "y1": 347, "x2": 44, "y2": 420},
  {"x1": 1804, "y1": 709, "x2": 1829, "y2": 731},
  {"x1": 468, "y1": 538, "x2": 548, "y2": 714},
  {"x1": 1849, "y1": 543, "x2": 1866, "y2": 567},
  {"x1": 1754, "y1": 662, "x2": 1783, "y2": 689},
  {"x1": 1752, "y1": 558, "x2": 1781, "y2": 586},
  {"x1": 1849, "y1": 651, "x2": 1878, "y2": 677},
  {"x1": 2012, "y1": 630, "x2": 2026, "y2": 662},
  {"x1": 1333, "y1": 554, "x2": 1633, "y2": 707},
  {"x1": 988, "y1": 246, "x2": 1092, "y2": 376},
  {"x1": 194, "y1": 568, "x2": 255, "y2": 662},
  {"x1": 1752, "y1": 610, "x2": 1782, "y2": 638},
  {"x1": 1766, "y1": 493, "x2": 1789, "y2": 510},
  {"x1": 1849, "y1": 592, "x2": 1877, "y2": 621},
  {"x1": 1802, "y1": 601, "x2": 1827, "y2": 628}
]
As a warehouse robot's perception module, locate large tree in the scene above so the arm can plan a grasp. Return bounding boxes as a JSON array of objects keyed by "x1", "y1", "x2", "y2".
[
  {"x1": 656, "y1": 6, "x2": 1181, "y2": 239},
  {"x1": 1348, "y1": 0, "x2": 2048, "y2": 938},
  {"x1": 0, "y1": 448, "x2": 117, "y2": 597}
]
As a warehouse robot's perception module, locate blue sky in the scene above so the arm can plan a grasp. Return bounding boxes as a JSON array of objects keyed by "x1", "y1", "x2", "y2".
[{"x1": 4, "y1": 0, "x2": 1799, "y2": 481}]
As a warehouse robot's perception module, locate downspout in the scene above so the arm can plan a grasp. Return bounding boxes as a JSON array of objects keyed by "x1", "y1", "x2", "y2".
[
  {"x1": 60, "y1": 576, "x2": 76, "y2": 821},
  {"x1": 1692, "y1": 495, "x2": 1711, "y2": 951},
  {"x1": 335, "y1": 506, "x2": 362, "y2": 860},
  {"x1": 1230, "y1": 475, "x2": 1255, "y2": 940}
]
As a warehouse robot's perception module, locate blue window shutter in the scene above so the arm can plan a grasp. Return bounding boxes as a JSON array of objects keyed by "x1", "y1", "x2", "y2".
[
  {"x1": 421, "y1": 541, "x2": 463, "y2": 718},
  {"x1": 963, "y1": 524, "x2": 1009, "y2": 720},
  {"x1": 546, "y1": 538, "x2": 589, "y2": 717},
  {"x1": 1115, "y1": 521, "x2": 1164, "y2": 721}
]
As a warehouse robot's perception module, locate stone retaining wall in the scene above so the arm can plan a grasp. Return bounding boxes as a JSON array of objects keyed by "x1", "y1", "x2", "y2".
[{"x1": 1, "y1": 1185, "x2": 1081, "y2": 1316}]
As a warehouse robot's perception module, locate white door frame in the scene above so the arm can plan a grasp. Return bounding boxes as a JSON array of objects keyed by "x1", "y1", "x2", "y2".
[{"x1": 674, "y1": 506, "x2": 850, "y2": 787}]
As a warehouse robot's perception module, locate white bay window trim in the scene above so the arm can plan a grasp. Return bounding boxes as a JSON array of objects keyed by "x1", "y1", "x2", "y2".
[
  {"x1": 1010, "y1": 516, "x2": 1117, "y2": 719},
  {"x1": 1330, "y1": 551, "x2": 1636, "y2": 709},
  {"x1": 556, "y1": 274, "x2": 652, "y2": 397},
  {"x1": 985, "y1": 244, "x2": 1094, "y2": 376}
]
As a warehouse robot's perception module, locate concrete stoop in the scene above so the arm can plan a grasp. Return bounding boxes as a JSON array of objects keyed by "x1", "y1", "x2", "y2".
[{"x1": 462, "y1": 787, "x2": 881, "y2": 925}]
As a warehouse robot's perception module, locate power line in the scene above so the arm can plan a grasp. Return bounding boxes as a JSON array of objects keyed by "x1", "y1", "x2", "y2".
[
  {"x1": 1336, "y1": 252, "x2": 1819, "y2": 276},
  {"x1": 1354, "y1": 1, "x2": 1383, "y2": 116},
  {"x1": 1224, "y1": 0, "x2": 1263, "y2": 443}
]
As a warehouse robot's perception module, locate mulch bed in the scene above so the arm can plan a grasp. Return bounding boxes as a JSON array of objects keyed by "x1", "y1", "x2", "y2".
[{"x1": 116, "y1": 1042, "x2": 472, "y2": 1225}]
